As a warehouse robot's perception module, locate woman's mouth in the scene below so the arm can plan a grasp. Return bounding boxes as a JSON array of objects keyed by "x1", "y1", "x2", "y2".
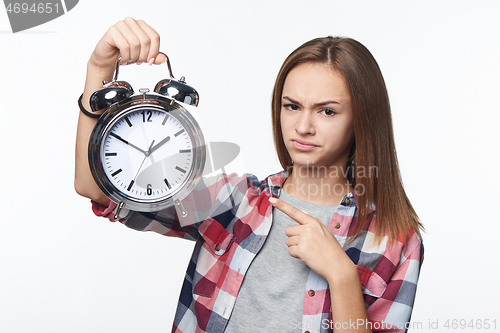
[{"x1": 291, "y1": 139, "x2": 318, "y2": 151}]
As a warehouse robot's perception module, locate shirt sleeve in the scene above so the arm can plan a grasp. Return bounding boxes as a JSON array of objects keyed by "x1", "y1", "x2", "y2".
[
  {"x1": 365, "y1": 233, "x2": 424, "y2": 332},
  {"x1": 91, "y1": 172, "x2": 256, "y2": 241}
]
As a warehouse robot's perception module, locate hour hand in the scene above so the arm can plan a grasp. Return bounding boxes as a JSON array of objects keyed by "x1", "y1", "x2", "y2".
[
  {"x1": 148, "y1": 136, "x2": 171, "y2": 155},
  {"x1": 110, "y1": 132, "x2": 147, "y2": 155}
]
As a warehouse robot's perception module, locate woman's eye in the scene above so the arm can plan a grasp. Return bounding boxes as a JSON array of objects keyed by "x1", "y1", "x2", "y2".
[
  {"x1": 320, "y1": 108, "x2": 336, "y2": 116},
  {"x1": 284, "y1": 104, "x2": 300, "y2": 111}
]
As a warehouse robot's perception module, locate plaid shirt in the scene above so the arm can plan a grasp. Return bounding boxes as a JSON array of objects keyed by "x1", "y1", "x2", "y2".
[{"x1": 93, "y1": 171, "x2": 423, "y2": 333}]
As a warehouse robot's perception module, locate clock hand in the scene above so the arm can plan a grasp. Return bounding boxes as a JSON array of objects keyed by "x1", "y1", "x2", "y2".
[
  {"x1": 147, "y1": 135, "x2": 171, "y2": 156},
  {"x1": 110, "y1": 132, "x2": 148, "y2": 155},
  {"x1": 129, "y1": 140, "x2": 156, "y2": 191}
]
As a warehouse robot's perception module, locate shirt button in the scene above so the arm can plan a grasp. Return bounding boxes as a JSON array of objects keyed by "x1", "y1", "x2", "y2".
[
  {"x1": 345, "y1": 197, "x2": 351, "y2": 205},
  {"x1": 334, "y1": 222, "x2": 341, "y2": 229},
  {"x1": 308, "y1": 290, "x2": 315, "y2": 297},
  {"x1": 215, "y1": 244, "x2": 221, "y2": 251},
  {"x1": 361, "y1": 284, "x2": 365, "y2": 292}
]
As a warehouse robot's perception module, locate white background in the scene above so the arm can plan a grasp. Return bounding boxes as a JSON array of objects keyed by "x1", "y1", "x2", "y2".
[{"x1": 1, "y1": 1, "x2": 499, "y2": 332}]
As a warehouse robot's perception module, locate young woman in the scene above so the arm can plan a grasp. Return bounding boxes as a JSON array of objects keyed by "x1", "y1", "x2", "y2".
[{"x1": 75, "y1": 18, "x2": 423, "y2": 333}]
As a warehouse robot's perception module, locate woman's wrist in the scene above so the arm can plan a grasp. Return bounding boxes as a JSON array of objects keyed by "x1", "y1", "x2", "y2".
[
  {"x1": 81, "y1": 58, "x2": 115, "y2": 114},
  {"x1": 86, "y1": 58, "x2": 114, "y2": 84},
  {"x1": 88, "y1": 48, "x2": 118, "y2": 74},
  {"x1": 325, "y1": 259, "x2": 359, "y2": 289}
]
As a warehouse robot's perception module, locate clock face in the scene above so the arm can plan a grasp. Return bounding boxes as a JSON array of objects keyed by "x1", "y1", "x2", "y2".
[{"x1": 100, "y1": 107, "x2": 195, "y2": 201}]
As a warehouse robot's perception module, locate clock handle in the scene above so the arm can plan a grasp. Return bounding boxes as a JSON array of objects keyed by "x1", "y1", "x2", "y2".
[
  {"x1": 102, "y1": 52, "x2": 199, "y2": 107},
  {"x1": 160, "y1": 52, "x2": 175, "y2": 80},
  {"x1": 112, "y1": 51, "x2": 174, "y2": 81}
]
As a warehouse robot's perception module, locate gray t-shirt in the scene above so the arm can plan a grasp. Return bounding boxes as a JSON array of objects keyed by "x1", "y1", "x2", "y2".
[{"x1": 224, "y1": 190, "x2": 337, "y2": 332}]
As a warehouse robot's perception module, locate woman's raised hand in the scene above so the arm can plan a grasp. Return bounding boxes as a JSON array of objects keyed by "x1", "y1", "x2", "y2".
[
  {"x1": 75, "y1": 18, "x2": 166, "y2": 205},
  {"x1": 89, "y1": 17, "x2": 167, "y2": 74}
]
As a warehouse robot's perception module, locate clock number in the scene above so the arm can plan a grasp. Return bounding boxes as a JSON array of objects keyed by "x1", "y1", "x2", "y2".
[
  {"x1": 147, "y1": 184, "x2": 153, "y2": 195},
  {"x1": 141, "y1": 111, "x2": 153, "y2": 122}
]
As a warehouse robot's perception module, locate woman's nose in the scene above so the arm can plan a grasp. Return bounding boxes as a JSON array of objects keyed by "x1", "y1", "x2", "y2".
[{"x1": 294, "y1": 112, "x2": 315, "y2": 136}]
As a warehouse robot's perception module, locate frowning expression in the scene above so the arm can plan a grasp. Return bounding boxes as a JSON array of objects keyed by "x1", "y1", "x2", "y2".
[{"x1": 280, "y1": 62, "x2": 354, "y2": 169}]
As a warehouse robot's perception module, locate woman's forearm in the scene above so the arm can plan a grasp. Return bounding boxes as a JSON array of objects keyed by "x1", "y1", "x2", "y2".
[
  {"x1": 327, "y1": 264, "x2": 373, "y2": 333},
  {"x1": 74, "y1": 61, "x2": 114, "y2": 205},
  {"x1": 74, "y1": 18, "x2": 163, "y2": 205}
]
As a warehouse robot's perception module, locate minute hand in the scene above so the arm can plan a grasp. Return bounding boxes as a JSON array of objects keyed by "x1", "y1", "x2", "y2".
[
  {"x1": 148, "y1": 136, "x2": 171, "y2": 156},
  {"x1": 110, "y1": 132, "x2": 147, "y2": 155}
]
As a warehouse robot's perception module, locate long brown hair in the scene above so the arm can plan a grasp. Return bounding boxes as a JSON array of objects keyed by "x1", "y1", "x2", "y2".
[{"x1": 272, "y1": 36, "x2": 423, "y2": 244}]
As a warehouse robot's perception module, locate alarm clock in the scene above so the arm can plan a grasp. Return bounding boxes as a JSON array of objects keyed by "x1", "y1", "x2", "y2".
[{"x1": 88, "y1": 53, "x2": 205, "y2": 219}]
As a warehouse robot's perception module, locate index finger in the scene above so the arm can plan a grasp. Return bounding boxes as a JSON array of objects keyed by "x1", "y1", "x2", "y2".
[{"x1": 269, "y1": 197, "x2": 311, "y2": 225}]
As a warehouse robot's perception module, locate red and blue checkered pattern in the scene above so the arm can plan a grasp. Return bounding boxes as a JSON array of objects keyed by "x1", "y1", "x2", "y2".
[{"x1": 92, "y1": 171, "x2": 423, "y2": 332}]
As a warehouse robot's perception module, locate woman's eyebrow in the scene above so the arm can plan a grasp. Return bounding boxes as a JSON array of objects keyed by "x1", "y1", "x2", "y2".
[
  {"x1": 315, "y1": 100, "x2": 340, "y2": 106},
  {"x1": 282, "y1": 96, "x2": 340, "y2": 106},
  {"x1": 282, "y1": 96, "x2": 300, "y2": 104}
]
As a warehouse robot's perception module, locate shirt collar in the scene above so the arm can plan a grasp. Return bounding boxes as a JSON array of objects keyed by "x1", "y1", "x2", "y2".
[{"x1": 265, "y1": 170, "x2": 358, "y2": 208}]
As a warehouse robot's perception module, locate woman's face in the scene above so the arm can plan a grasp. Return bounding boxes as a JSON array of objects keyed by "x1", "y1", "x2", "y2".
[{"x1": 280, "y1": 62, "x2": 354, "y2": 171}]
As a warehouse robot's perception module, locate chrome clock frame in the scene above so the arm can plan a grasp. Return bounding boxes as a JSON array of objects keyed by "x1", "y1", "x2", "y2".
[{"x1": 88, "y1": 93, "x2": 206, "y2": 214}]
